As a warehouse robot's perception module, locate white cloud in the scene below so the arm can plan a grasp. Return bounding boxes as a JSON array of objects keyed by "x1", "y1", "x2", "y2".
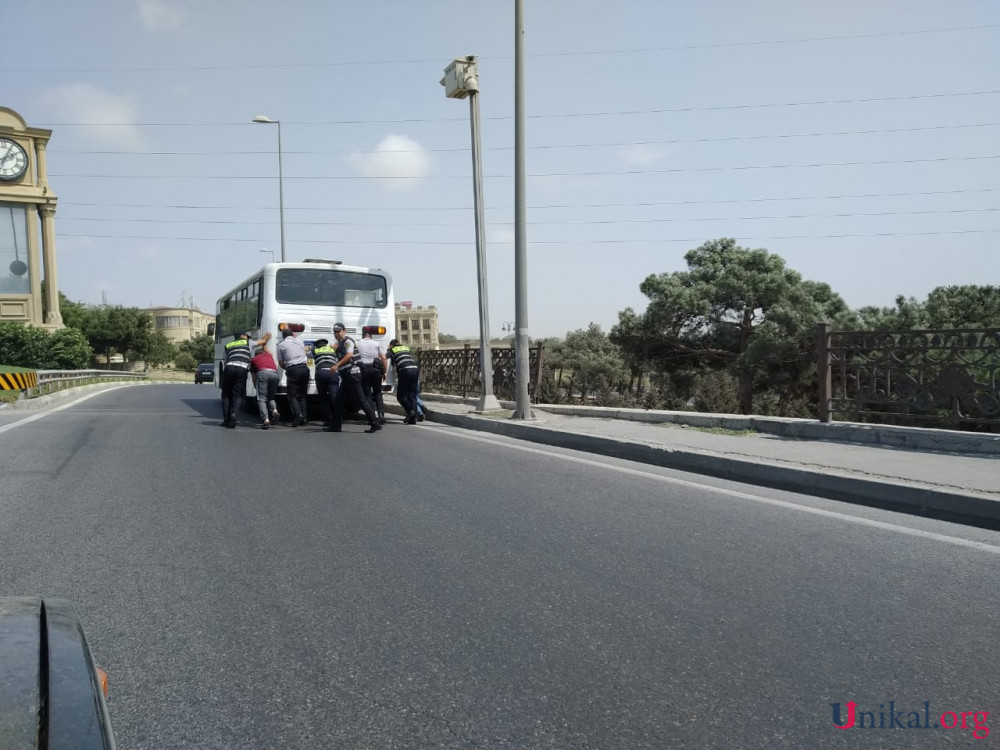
[
  {"x1": 348, "y1": 135, "x2": 432, "y2": 191},
  {"x1": 618, "y1": 144, "x2": 667, "y2": 165},
  {"x1": 137, "y1": 0, "x2": 187, "y2": 32},
  {"x1": 39, "y1": 84, "x2": 146, "y2": 151}
]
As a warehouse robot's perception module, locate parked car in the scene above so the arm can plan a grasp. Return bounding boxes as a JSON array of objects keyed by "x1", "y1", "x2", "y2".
[{"x1": 195, "y1": 363, "x2": 215, "y2": 384}]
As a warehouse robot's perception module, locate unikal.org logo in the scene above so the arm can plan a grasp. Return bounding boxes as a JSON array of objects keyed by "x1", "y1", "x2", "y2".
[{"x1": 831, "y1": 701, "x2": 989, "y2": 740}]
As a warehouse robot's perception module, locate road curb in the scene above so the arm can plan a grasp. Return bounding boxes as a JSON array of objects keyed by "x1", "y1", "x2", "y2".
[{"x1": 419, "y1": 408, "x2": 1000, "y2": 530}]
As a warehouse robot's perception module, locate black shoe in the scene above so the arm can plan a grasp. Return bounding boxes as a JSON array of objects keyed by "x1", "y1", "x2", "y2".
[
  {"x1": 323, "y1": 426, "x2": 342, "y2": 432},
  {"x1": 379, "y1": 416, "x2": 386, "y2": 425},
  {"x1": 261, "y1": 421, "x2": 270, "y2": 430},
  {"x1": 299, "y1": 416, "x2": 308, "y2": 426},
  {"x1": 417, "y1": 412, "x2": 425, "y2": 422},
  {"x1": 364, "y1": 425, "x2": 382, "y2": 433}
]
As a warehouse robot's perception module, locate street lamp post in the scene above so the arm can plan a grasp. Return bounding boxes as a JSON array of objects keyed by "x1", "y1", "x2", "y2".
[
  {"x1": 259, "y1": 248, "x2": 274, "y2": 263},
  {"x1": 251, "y1": 115, "x2": 286, "y2": 263},
  {"x1": 441, "y1": 55, "x2": 501, "y2": 412},
  {"x1": 502, "y1": 321, "x2": 515, "y2": 342}
]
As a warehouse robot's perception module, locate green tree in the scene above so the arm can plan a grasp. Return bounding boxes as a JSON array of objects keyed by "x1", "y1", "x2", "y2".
[
  {"x1": 80, "y1": 306, "x2": 153, "y2": 363},
  {"x1": 438, "y1": 333, "x2": 459, "y2": 344},
  {"x1": 141, "y1": 331, "x2": 177, "y2": 368},
  {"x1": 178, "y1": 333, "x2": 214, "y2": 364},
  {"x1": 611, "y1": 238, "x2": 851, "y2": 415},
  {"x1": 558, "y1": 324, "x2": 629, "y2": 404},
  {"x1": 174, "y1": 351, "x2": 197, "y2": 371},
  {"x1": 924, "y1": 285, "x2": 1000, "y2": 329},
  {"x1": 855, "y1": 295, "x2": 928, "y2": 330}
]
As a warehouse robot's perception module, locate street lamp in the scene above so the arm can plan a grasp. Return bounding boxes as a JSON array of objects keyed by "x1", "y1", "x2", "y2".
[
  {"x1": 251, "y1": 115, "x2": 286, "y2": 262},
  {"x1": 441, "y1": 55, "x2": 501, "y2": 412},
  {"x1": 259, "y1": 248, "x2": 274, "y2": 263}
]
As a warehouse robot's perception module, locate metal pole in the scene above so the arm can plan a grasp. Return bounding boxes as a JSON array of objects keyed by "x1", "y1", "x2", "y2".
[
  {"x1": 513, "y1": 0, "x2": 532, "y2": 419},
  {"x1": 277, "y1": 120, "x2": 287, "y2": 262},
  {"x1": 469, "y1": 90, "x2": 501, "y2": 411}
]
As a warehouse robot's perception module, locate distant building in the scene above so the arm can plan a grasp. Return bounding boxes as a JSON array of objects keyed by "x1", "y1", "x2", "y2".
[
  {"x1": 144, "y1": 305, "x2": 213, "y2": 344},
  {"x1": 395, "y1": 302, "x2": 439, "y2": 349}
]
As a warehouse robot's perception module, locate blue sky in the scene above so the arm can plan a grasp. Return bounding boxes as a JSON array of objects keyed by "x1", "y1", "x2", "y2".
[{"x1": 5, "y1": 0, "x2": 999, "y2": 337}]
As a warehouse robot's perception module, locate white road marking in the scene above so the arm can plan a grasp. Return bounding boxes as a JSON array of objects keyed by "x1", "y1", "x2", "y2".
[
  {"x1": 0, "y1": 386, "x2": 134, "y2": 435},
  {"x1": 427, "y1": 424, "x2": 1000, "y2": 555}
]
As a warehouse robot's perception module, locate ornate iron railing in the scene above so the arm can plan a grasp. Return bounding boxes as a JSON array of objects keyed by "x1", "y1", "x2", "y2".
[
  {"x1": 817, "y1": 324, "x2": 1000, "y2": 429},
  {"x1": 414, "y1": 344, "x2": 545, "y2": 402}
]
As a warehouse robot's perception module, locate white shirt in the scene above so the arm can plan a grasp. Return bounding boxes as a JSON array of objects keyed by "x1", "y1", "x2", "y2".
[
  {"x1": 356, "y1": 338, "x2": 385, "y2": 365},
  {"x1": 277, "y1": 335, "x2": 308, "y2": 367}
]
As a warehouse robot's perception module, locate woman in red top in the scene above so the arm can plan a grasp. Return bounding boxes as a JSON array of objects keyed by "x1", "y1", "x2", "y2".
[{"x1": 250, "y1": 345, "x2": 280, "y2": 428}]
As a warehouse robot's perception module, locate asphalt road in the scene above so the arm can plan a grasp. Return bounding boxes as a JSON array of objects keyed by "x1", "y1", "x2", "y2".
[{"x1": 1, "y1": 384, "x2": 998, "y2": 748}]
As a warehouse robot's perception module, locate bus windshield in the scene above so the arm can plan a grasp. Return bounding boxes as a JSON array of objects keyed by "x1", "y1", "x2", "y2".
[{"x1": 276, "y1": 268, "x2": 388, "y2": 308}]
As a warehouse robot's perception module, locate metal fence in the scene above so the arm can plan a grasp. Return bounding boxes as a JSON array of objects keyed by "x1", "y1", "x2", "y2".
[
  {"x1": 28, "y1": 369, "x2": 148, "y2": 398},
  {"x1": 414, "y1": 344, "x2": 545, "y2": 402},
  {"x1": 817, "y1": 323, "x2": 1000, "y2": 430}
]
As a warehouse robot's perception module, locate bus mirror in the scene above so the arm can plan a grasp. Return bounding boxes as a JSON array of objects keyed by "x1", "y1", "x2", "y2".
[{"x1": 207, "y1": 323, "x2": 215, "y2": 336}]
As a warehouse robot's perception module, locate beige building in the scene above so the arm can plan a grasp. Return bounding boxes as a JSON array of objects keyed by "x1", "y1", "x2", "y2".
[
  {"x1": 0, "y1": 107, "x2": 62, "y2": 328},
  {"x1": 144, "y1": 305, "x2": 214, "y2": 344},
  {"x1": 395, "y1": 302, "x2": 439, "y2": 349}
]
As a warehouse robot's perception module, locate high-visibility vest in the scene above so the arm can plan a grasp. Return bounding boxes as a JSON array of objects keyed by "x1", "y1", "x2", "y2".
[
  {"x1": 224, "y1": 338, "x2": 251, "y2": 368},
  {"x1": 389, "y1": 345, "x2": 418, "y2": 372},
  {"x1": 313, "y1": 345, "x2": 337, "y2": 370}
]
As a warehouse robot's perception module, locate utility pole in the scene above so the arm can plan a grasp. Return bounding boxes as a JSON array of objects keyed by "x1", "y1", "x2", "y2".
[{"x1": 512, "y1": 0, "x2": 533, "y2": 419}]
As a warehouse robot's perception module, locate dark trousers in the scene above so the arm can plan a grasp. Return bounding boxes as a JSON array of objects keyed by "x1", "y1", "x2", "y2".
[
  {"x1": 396, "y1": 368, "x2": 420, "y2": 418},
  {"x1": 332, "y1": 372, "x2": 378, "y2": 429},
  {"x1": 284, "y1": 364, "x2": 310, "y2": 422},
  {"x1": 361, "y1": 364, "x2": 385, "y2": 420},
  {"x1": 315, "y1": 368, "x2": 341, "y2": 425},
  {"x1": 220, "y1": 365, "x2": 249, "y2": 424}
]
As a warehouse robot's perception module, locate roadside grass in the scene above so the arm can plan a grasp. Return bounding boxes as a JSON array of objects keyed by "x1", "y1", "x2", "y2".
[
  {"x1": 0, "y1": 390, "x2": 20, "y2": 404},
  {"x1": 0, "y1": 365, "x2": 34, "y2": 373}
]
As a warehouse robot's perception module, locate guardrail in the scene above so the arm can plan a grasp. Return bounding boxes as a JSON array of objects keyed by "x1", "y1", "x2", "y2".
[{"x1": 27, "y1": 369, "x2": 148, "y2": 398}]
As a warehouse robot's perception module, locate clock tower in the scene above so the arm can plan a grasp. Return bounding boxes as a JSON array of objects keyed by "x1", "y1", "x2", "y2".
[{"x1": 0, "y1": 106, "x2": 62, "y2": 328}]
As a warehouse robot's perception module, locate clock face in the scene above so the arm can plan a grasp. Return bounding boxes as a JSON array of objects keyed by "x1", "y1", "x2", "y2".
[{"x1": 0, "y1": 138, "x2": 29, "y2": 182}]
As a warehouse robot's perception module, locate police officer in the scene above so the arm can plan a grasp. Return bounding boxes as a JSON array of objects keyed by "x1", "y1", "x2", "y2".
[
  {"x1": 357, "y1": 328, "x2": 388, "y2": 426},
  {"x1": 277, "y1": 328, "x2": 310, "y2": 426},
  {"x1": 329, "y1": 323, "x2": 381, "y2": 433},
  {"x1": 387, "y1": 338, "x2": 420, "y2": 424},
  {"x1": 221, "y1": 330, "x2": 271, "y2": 428},
  {"x1": 311, "y1": 338, "x2": 340, "y2": 428}
]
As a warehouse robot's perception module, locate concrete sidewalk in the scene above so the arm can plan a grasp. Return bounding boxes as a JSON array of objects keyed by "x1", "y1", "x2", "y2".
[{"x1": 406, "y1": 397, "x2": 1000, "y2": 529}]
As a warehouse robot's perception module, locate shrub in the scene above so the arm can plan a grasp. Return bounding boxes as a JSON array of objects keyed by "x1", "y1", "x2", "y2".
[
  {"x1": 46, "y1": 327, "x2": 93, "y2": 369},
  {"x1": 0, "y1": 322, "x2": 48, "y2": 368}
]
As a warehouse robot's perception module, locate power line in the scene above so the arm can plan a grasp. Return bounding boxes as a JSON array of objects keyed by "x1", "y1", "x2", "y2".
[
  {"x1": 55, "y1": 229, "x2": 1000, "y2": 244},
  {"x1": 56, "y1": 207, "x2": 1000, "y2": 228},
  {"x1": 45, "y1": 153, "x2": 1000, "y2": 180},
  {"x1": 6, "y1": 22, "x2": 998, "y2": 73},
  {"x1": 35, "y1": 88, "x2": 1000, "y2": 127},
  {"x1": 47, "y1": 121, "x2": 1000, "y2": 157},
  {"x1": 56, "y1": 187, "x2": 1000, "y2": 212}
]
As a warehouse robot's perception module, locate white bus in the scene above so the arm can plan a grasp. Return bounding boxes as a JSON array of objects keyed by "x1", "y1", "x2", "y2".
[{"x1": 211, "y1": 259, "x2": 395, "y2": 402}]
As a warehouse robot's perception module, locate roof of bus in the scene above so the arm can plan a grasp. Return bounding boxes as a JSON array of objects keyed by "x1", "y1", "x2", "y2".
[{"x1": 216, "y1": 261, "x2": 393, "y2": 301}]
